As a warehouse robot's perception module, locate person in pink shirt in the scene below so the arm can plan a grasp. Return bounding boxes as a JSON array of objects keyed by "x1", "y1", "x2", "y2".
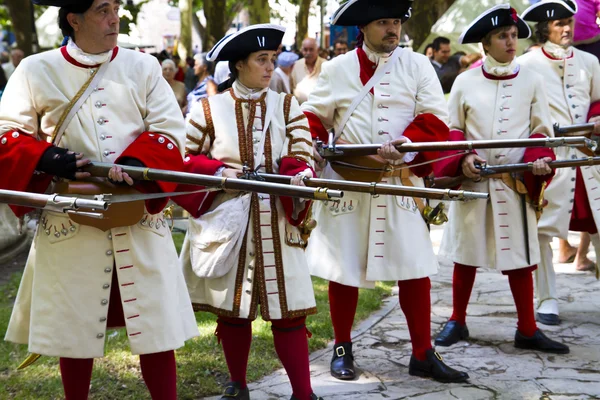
[{"x1": 574, "y1": 0, "x2": 600, "y2": 58}]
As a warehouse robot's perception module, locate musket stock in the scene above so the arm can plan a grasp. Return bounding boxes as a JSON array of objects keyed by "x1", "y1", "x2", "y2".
[
  {"x1": 83, "y1": 163, "x2": 344, "y2": 201},
  {"x1": 255, "y1": 173, "x2": 488, "y2": 201}
]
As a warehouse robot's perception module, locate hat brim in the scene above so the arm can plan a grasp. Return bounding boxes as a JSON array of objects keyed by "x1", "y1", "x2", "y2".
[
  {"x1": 331, "y1": 0, "x2": 413, "y2": 26},
  {"x1": 459, "y1": 4, "x2": 531, "y2": 44},
  {"x1": 521, "y1": 0, "x2": 577, "y2": 22},
  {"x1": 207, "y1": 24, "x2": 285, "y2": 62}
]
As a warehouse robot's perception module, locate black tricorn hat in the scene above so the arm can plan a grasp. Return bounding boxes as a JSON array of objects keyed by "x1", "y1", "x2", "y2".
[
  {"x1": 459, "y1": 4, "x2": 531, "y2": 44},
  {"x1": 331, "y1": 0, "x2": 414, "y2": 26},
  {"x1": 521, "y1": 0, "x2": 578, "y2": 22},
  {"x1": 207, "y1": 24, "x2": 285, "y2": 62},
  {"x1": 32, "y1": 0, "x2": 94, "y2": 13}
]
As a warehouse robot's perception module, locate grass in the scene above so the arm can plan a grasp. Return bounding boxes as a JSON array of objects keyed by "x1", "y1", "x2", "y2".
[{"x1": 0, "y1": 232, "x2": 394, "y2": 400}]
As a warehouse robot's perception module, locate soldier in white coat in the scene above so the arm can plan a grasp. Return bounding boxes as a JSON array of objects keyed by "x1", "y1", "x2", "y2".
[
  {"x1": 433, "y1": 4, "x2": 569, "y2": 355},
  {"x1": 176, "y1": 25, "x2": 324, "y2": 400},
  {"x1": 519, "y1": 0, "x2": 600, "y2": 326},
  {"x1": 0, "y1": 1, "x2": 199, "y2": 398},
  {"x1": 302, "y1": 0, "x2": 469, "y2": 384}
]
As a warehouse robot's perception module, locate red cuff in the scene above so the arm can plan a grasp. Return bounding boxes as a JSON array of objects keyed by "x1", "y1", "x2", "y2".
[
  {"x1": 279, "y1": 156, "x2": 315, "y2": 226},
  {"x1": 432, "y1": 129, "x2": 476, "y2": 185},
  {"x1": 403, "y1": 114, "x2": 450, "y2": 177},
  {"x1": 116, "y1": 132, "x2": 185, "y2": 214},
  {"x1": 304, "y1": 111, "x2": 329, "y2": 142},
  {"x1": 0, "y1": 131, "x2": 54, "y2": 217},
  {"x1": 522, "y1": 133, "x2": 556, "y2": 202},
  {"x1": 171, "y1": 154, "x2": 225, "y2": 218},
  {"x1": 588, "y1": 100, "x2": 600, "y2": 120}
]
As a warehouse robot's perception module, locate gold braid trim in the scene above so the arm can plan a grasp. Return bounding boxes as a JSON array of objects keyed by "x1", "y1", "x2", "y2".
[
  {"x1": 51, "y1": 68, "x2": 100, "y2": 144},
  {"x1": 283, "y1": 94, "x2": 293, "y2": 124},
  {"x1": 289, "y1": 150, "x2": 314, "y2": 161},
  {"x1": 201, "y1": 98, "x2": 215, "y2": 144},
  {"x1": 286, "y1": 126, "x2": 311, "y2": 134},
  {"x1": 288, "y1": 114, "x2": 307, "y2": 124},
  {"x1": 288, "y1": 137, "x2": 313, "y2": 147}
]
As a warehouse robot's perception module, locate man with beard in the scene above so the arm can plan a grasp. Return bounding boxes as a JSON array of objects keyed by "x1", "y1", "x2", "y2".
[
  {"x1": 302, "y1": 0, "x2": 469, "y2": 384},
  {"x1": 519, "y1": 0, "x2": 600, "y2": 326}
]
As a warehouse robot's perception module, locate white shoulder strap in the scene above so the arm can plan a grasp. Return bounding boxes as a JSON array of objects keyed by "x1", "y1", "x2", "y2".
[
  {"x1": 53, "y1": 60, "x2": 111, "y2": 146},
  {"x1": 332, "y1": 48, "x2": 402, "y2": 144}
]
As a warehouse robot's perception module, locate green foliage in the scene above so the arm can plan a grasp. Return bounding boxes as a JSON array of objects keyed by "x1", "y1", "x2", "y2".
[{"x1": 119, "y1": 0, "x2": 151, "y2": 35}]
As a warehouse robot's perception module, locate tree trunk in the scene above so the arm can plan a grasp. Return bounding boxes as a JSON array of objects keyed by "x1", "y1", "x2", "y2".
[
  {"x1": 5, "y1": 0, "x2": 35, "y2": 55},
  {"x1": 402, "y1": 0, "x2": 456, "y2": 50},
  {"x1": 296, "y1": 0, "x2": 312, "y2": 50},
  {"x1": 179, "y1": 0, "x2": 193, "y2": 59},
  {"x1": 248, "y1": 0, "x2": 270, "y2": 24},
  {"x1": 203, "y1": 0, "x2": 228, "y2": 50},
  {"x1": 192, "y1": 13, "x2": 208, "y2": 52}
]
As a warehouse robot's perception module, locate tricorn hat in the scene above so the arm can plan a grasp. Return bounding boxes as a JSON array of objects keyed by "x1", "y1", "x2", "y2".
[
  {"x1": 459, "y1": 4, "x2": 531, "y2": 44},
  {"x1": 32, "y1": 0, "x2": 94, "y2": 12},
  {"x1": 521, "y1": 0, "x2": 578, "y2": 22},
  {"x1": 207, "y1": 24, "x2": 285, "y2": 62},
  {"x1": 331, "y1": 0, "x2": 413, "y2": 26}
]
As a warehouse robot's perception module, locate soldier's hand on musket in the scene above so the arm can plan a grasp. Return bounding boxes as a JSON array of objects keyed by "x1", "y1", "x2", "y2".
[
  {"x1": 461, "y1": 153, "x2": 487, "y2": 181},
  {"x1": 589, "y1": 116, "x2": 600, "y2": 134},
  {"x1": 291, "y1": 169, "x2": 313, "y2": 187},
  {"x1": 312, "y1": 141, "x2": 326, "y2": 172},
  {"x1": 108, "y1": 165, "x2": 134, "y2": 186},
  {"x1": 532, "y1": 157, "x2": 553, "y2": 175},
  {"x1": 220, "y1": 168, "x2": 244, "y2": 193},
  {"x1": 37, "y1": 146, "x2": 91, "y2": 180},
  {"x1": 378, "y1": 137, "x2": 408, "y2": 161}
]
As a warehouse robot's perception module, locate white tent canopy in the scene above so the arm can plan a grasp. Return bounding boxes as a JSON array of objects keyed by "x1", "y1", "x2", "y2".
[{"x1": 418, "y1": 0, "x2": 535, "y2": 55}]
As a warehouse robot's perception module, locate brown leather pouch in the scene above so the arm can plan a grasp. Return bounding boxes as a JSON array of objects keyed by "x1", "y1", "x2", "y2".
[
  {"x1": 328, "y1": 139, "x2": 392, "y2": 182},
  {"x1": 54, "y1": 179, "x2": 145, "y2": 231}
]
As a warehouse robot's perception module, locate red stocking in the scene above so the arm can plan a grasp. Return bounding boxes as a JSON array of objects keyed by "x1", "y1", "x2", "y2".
[
  {"x1": 272, "y1": 317, "x2": 313, "y2": 400},
  {"x1": 59, "y1": 357, "x2": 94, "y2": 400},
  {"x1": 504, "y1": 267, "x2": 538, "y2": 337},
  {"x1": 328, "y1": 281, "x2": 359, "y2": 343},
  {"x1": 398, "y1": 277, "x2": 433, "y2": 361},
  {"x1": 139, "y1": 350, "x2": 177, "y2": 400},
  {"x1": 449, "y1": 263, "x2": 478, "y2": 325},
  {"x1": 216, "y1": 317, "x2": 253, "y2": 389}
]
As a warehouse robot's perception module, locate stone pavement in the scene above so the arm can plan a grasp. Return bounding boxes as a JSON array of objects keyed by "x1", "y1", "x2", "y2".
[{"x1": 208, "y1": 228, "x2": 600, "y2": 400}]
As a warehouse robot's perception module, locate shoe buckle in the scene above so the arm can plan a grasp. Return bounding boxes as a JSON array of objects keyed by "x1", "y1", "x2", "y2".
[
  {"x1": 434, "y1": 351, "x2": 443, "y2": 361},
  {"x1": 335, "y1": 346, "x2": 346, "y2": 357}
]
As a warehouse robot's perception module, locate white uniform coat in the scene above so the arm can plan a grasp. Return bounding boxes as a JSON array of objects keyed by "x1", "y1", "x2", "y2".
[
  {"x1": 519, "y1": 47, "x2": 600, "y2": 239},
  {"x1": 181, "y1": 87, "x2": 317, "y2": 320},
  {"x1": 0, "y1": 45, "x2": 199, "y2": 358},
  {"x1": 439, "y1": 66, "x2": 554, "y2": 270},
  {"x1": 302, "y1": 47, "x2": 449, "y2": 288}
]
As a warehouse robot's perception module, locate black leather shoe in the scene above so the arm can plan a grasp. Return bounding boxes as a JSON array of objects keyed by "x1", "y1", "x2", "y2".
[
  {"x1": 536, "y1": 312, "x2": 561, "y2": 326},
  {"x1": 434, "y1": 320, "x2": 469, "y2": 347},
  {"x1": 408, "y1": 349, "x2": 470, "y2": 383},
  {"x1": 220, "y1": 382, "x2": 250, "y2": 400},
  {"x1": 290, "y1": 394, "x2": 324, "y2": 400},
  {"x1": 514, "y1": 329, "x2": 570, "y2": 354},
  {"x1": 330, "y1": 342, "x2": 355, "y2": 380}
]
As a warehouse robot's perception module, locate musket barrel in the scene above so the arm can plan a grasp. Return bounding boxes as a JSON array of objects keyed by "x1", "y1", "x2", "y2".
[
  {"x1": 84, "y1": 163, "x2": 343, "y2": 201},
  {"x1": 0, "y1": 190, "x2": 108, "y2": 211},
  {"x1": 256, "y1": 173, "x2": 488, "y2": 201},
  {"x1": 321, "y1": 137, "x2": 593, "y2": 158},
  {"x1": 553, "y1": 122, "x2": 596, "y2": 135},
  {"x1": 478, "y1": 156, "x2": 600, "y2": 176}
]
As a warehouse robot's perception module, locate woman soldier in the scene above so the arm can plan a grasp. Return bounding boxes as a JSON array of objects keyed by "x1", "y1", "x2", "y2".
[
  {"x1": 434, "y1": 4, "x2": 570, "y2": 354},
  {"x1": 174, "y1": 25, "x2": 324, "y2": 400}
]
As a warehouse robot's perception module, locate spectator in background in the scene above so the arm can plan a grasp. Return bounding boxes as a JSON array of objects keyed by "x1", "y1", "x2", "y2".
[
  {"x1": 184, "y1": 56, "x2": 198, "y2": 92},
  {"x1": 270, "y1": 51, "x2": 299, "y2": 94},
  {"x1": 291, "y1": 37, "x2": 327, "y2": 104},
  {"x1": 162, "y1": 59, "x2": 188, "y2": 114},
  {"x1": 2, "y1": 48, "x2": 24, "y2": 80},
  {"x1": 333, "y1": 39, "x2": 349, "y2": 57},
  {"x1": 423, "y1": 43, "x2": 434, "y2": 59},
  {"x1": 185, "y1": 53, "x2": 217, "y2": 116},
  {"x1": 430, "y1": 36, "x2": 482, "y2": 93},
  {"x1": 573, "y1": 0, "x2": 600, "y2": 59},
  {"x1": 172, "y1": 54, "x2": 185, "y2": 82}
]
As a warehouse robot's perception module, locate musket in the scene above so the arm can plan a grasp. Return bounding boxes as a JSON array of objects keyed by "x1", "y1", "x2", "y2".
[
  {"x1": 0, "y1": 189, "x2": 108, "y2": 218},
  {"x1": 553, "y1": 122, "x2": 596, "y2": 136},
  {"x1": 432, "y1": 156, "x2": 600, "y2": 189},
  {"x1": 317, "y1": 136, "x2": 596, "y2": 159},
  {"x1": 82, "y1": 162, "x2": 344, "y2": 201},
  {"x1": 252, "y1": 173, "x2": 489, "y2": 201}
]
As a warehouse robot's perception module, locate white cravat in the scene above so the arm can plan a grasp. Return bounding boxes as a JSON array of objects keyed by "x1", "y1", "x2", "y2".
[
  {"x1": 362, "y1": 43, "x2": 395, "y2": 65},
  {"x1": 232, "y1": 80, "x2": 268, "y2": 100},
  {"x1": 482, "y1": 54, "x2": 520, "y2": 77},
  {"x1": 66, "y1": 38, "x2": 113, "y2": 66},
  {"x1": 543, "y1": 40, "x2": 573, "y2": 60}
]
